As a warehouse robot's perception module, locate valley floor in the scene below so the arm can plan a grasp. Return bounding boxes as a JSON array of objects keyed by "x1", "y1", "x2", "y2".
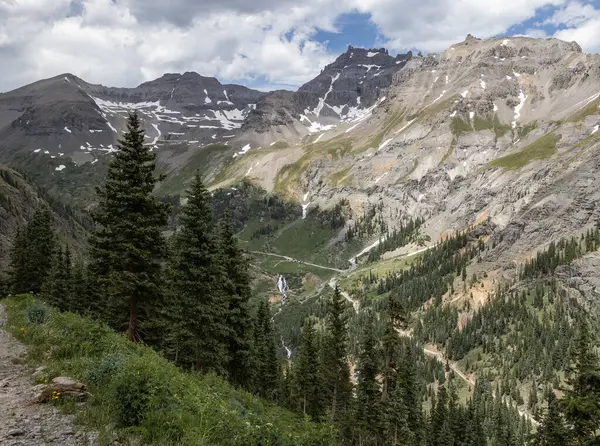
[{"x1": 0, "y1": 304, "x2": 96, "y2": 446}]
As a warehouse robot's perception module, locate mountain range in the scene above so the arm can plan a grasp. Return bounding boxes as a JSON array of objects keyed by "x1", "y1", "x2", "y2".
[{"x1": 1, "y1": 33, "x2": 599, "y2": 279}]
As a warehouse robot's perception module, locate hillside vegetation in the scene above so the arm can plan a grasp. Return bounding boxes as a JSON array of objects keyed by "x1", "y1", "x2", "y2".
[{"x1": 3, "y1": 295, "x2": 335, "y2": 445}]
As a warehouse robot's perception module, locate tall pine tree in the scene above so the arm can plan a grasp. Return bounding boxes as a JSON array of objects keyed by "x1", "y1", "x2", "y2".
[
  {"x1": 292, "y1": 317, "x2": 324, "y2": 420},
  {"x1": 253, "y1": 298, "x2": 280, "y2": 400},
  {"x1": 216, "y1": 208, "x2": 254, "y2": 388},
  {"x1": 88, "y1": 112, "x2": 169, "y2": 341},
  {"x1": 321, "y1": 285, "x2": 352, "y2": 425},
  {"x1": 561, "y1": 322, "x2": 600, "y2": 444},
  {"x1": 8, "y1": 208, "x2": 55, "y2": 295},
  {"x1": 353, "y1": 314, "x2": 382, "y2": 445},
  {"x1": 167, "y1": 172, "x2": 228, "y2": 373},
  {"x1": 533, "y1": 392, "x2": 569, "y2": 446}
]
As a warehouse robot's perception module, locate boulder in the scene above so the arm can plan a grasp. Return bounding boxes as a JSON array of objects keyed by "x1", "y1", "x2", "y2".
[{"x1": 36, "y1": 377, "x2": 87, "y2": 403}]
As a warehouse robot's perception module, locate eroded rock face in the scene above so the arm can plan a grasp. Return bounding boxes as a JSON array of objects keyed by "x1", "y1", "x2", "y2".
[
  {"x1": 556, "y1": 252, "x2": 600, "y2": 313},
  {"x1": 243, "y1": 46, "x2": 413, "y2": 134}
]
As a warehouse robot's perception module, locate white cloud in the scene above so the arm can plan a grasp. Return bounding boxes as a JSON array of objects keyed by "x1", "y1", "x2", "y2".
[
  {"x1": 547, "y1": 2, "x2": 600, "y2": 53},
  {"x1": 352, "y1": 0, "x2": 567, "y2": 52},
  {"x1": 0, "y1": 0, "x2": 598, "y2": 93}
]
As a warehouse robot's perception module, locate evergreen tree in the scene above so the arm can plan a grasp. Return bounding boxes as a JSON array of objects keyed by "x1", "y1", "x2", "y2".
[
  {"x1": 533, "y1": 392, "x2": 569, "y2": 445},
  {"x1": 528, "y1": 378, "x2": 538, "y2": 411},
  {"x1": 401, "y1": 346, "x2": 424, "y2": 438},
  {"x1": 292, "y1": 317, "x2": 324, "y2": 420},
  {"x1": 70, "y1": 257, "x2": 89, "y2": 314},
  {"x1": 353, "y1": 314, "x2": 382, "y2": 445},
  {"x1": 9, "y1": 208, "x2": 55, "y2": 295},
  {"x1": 321, "y1": 286, "x2": 352, "y2": 425},
  {"x1": 8, "y1": 228, "x2": 29, "y2": 294},
  {"x1": 42, "y1": 246, "x2": 70, "y2": 311},
  {"x1": 88, "y1": 112, "x2": 169, "y2": 341},
  {"x1": 216, "y1": 208, "x2": 254, "y2": 389},
  {"x1": 167, "y1": 172, "x2": 227, "y2": 372},
  {"x1": 561, "y1": 322, "x2": 600, "y2": 444},
  {"x1": 253, "y1": 299, "x2": 279, "y2": 400}
]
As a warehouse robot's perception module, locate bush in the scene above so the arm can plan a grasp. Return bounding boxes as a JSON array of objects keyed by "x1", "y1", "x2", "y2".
[
  {"x1": 25, "y1": 300, "x2": 50, "y2": 324},
  {"x1": 87, "y1": 353, "x2": 126, "y2": 387}
]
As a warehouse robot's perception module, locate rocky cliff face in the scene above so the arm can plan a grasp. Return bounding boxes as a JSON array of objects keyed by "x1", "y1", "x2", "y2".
[
  {"x1": 213, "y1": 35, "x2": 600, "y2": 274},
  {"x1": 241, "y1": 46, "x2": 412, "y2": 144}
]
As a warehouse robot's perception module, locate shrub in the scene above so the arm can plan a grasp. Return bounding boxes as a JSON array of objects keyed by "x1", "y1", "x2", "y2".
[
  {"x1": 86, "y1": 353, "x2": 126, "y2": 387},
  {"x1": 25, "y1": 300, "x2": 50, "y2": 324}
]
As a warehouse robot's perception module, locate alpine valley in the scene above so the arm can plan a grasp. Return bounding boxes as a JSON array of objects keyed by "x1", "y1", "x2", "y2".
[{"x1": 1, "y1": 33, "x2": 600, "y2": 446}]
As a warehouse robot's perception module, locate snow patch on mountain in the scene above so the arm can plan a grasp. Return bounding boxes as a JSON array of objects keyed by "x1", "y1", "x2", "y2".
[
  {"x1": 512, "y1": 90, "x2": 527, "y2": 129},
  {"x1": 378, "y1": 138, "x2": 393, "y2": 151},
  {"x1": 149, "y1": 123, "x2": 161, "y2": 145},
  {"x1": 233, "y1": 144, "x2": 252, "y2": 158}
]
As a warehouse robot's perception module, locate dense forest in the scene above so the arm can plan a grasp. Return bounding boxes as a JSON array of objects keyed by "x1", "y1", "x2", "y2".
[{"x1": 1, "y1": 113, "x2": 600, "y2": 445}]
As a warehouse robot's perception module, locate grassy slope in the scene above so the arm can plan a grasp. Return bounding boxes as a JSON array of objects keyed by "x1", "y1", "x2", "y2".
[
  {"x1": 488, "y1": 133, "x2": 561, "y2": 171},
  {"x1": 3, "y1": 295, "x2": 337, "y2": 446}
]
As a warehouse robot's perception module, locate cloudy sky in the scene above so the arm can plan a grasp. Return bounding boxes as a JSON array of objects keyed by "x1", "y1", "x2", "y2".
[{"x1": 0, "y1": 0, "x2": 599, "y2": 92}]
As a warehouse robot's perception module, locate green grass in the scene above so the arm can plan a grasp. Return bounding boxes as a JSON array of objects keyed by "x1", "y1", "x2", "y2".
[
  {"x1": 438, "y1": 138, "x2": 457, "y2": 167},
  {"x1": 3, "y1": 295, "x2": 338, "y2": 446},
  {"x1": 355, "y1": 109, "x2": 406, "y2": 154},
  {"x1": 567, "y1": 97, "x2": 600, "y2": 122},
  {"x1": 517, "y1": 121, "x2": 538, "y2": 139},
  {"x1": 474, "y1": 115, "x2": 512, "y2": 138},
  {"x1": 451, "y1": 114, "x2": 512, "y2": 139},
  {"x1": 488, "y1": 133, "x2": 561, "y2": 171},
  {"x1": 270, "y1": 140, "x2": 290, "y2": 150},
  {"x1": 274, "y1": 136, "x2": 353, "y2": 197},
  {"x1": 328, "y1": 167, "x2": 352, "y2": 186},
  {"x1": 450, "y1": 116, "x2": 473, "y2": 135},
  {"x1": 158, "y1": 144, "x2": 230, "y2": 196}
]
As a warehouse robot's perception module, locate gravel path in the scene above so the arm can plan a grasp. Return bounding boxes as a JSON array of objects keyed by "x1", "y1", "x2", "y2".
[{"x1": 0, "y1": 303, "x2": 97, "y2": 445}]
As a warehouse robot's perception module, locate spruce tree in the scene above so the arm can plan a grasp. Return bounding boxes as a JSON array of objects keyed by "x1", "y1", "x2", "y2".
[
  {"x1": 353, "y1": 314, "x2": 382, "y2": 445},
  {"x1": 42, "y1": 246, "x2": 70, "y2": 311},
  {"x1": 70, "y1": 257, "x2": 89, "y2": 314},
  {"x1": 561, "y1": 322, "x2": 600, "y2": 444},
  {"x1": 8, "y1": 228, "x2": 29, "y2": 294},
  {"x1": 9, "y1": 208, "x2": 55, "y2": 295},
  {"x1": 167, "y1": 172, "x2": 227, "y2": 372},
  {"x1": 321, "y1": 285, "x2": 352, "y2": 425},
  {"x1": 253, "y1": 298, "x2": 279, "y2": 400},
  {"x1": 383, "y1": 375, "x2": 413, "y2": 445},
  {"x1": 25, "y1": 208, "x2": 55, "y2": 294},
  {"x1": 399, "y1": 345, "x2": 424, "y2": 443},
  {"x1": 216, "y1": 208, "x2": 254, "y2": 389},
  {"x1": 88, "y1": 112, "x2": 169, "y2": 341},
  {"x1": 381, "y1": 299, "x2": 401, "y2": 401},
  {"x1": 533, "y1": 392, "x2": 568, "y2": 445},
  {"x1": 292, "y1": 317, "x2": 324, "y2": 420}
]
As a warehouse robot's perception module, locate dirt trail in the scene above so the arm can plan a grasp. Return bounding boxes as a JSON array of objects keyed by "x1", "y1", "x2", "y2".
[
  {"x1": 249, "y1": 251, "x2": 345, "y2": 273},
  {"x1": 0, "y1": 303, "x2": 96, "y2": 445}
]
